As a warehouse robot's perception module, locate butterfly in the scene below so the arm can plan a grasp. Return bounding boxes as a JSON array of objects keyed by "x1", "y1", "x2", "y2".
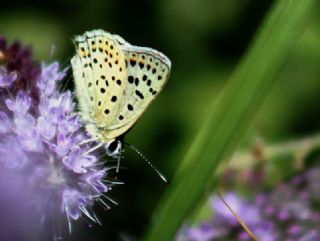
[{"x1": 71, "y1": 29, "x2": 171, "y2": 162}]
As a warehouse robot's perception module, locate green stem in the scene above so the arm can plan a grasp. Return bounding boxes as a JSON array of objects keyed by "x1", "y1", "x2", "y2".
[
  {"x1": 229, "y1": 133, "x2": 320, "y2": 171},
  {"x1": 143, "y1": 1, "x2": 315, "y2": 240}
]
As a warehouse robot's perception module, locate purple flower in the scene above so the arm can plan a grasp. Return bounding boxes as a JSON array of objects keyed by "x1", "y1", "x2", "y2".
[
  {"x1": 177, "y1": 164, "x2": 320, "y2": 241},
  {"x1": 0, "y1": 38, "x2": 114, "y2": 239}
]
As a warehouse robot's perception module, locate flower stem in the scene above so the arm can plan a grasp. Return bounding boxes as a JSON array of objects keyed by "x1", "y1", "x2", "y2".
[{"x1": 229, "y1": 133, "x2": 320, "y2": 171}]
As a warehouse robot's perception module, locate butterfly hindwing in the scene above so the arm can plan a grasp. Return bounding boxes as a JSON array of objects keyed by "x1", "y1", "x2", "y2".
[{"x1": 105, "y1": 44, "x2": 171, "y2": 136}]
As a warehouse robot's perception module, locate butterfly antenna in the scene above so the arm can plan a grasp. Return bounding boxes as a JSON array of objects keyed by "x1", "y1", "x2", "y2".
[
  {"x1": 125, "y1": 142, "x2": 169, "y2": 184},
  {"x1": 217, "y1": 193, "x2": 258, "y2": 241}
]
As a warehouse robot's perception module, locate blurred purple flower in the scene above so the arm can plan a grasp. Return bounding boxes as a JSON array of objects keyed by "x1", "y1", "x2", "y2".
[
  {"x1": 0, "y1": 38, "x2": 113, "y2": 240},
  {"x1": 176, "y1": 165, "x2": 320, "y2": 241},
  {"x1": 0, "y1": 36, "x2": 40, "y2": 101}
]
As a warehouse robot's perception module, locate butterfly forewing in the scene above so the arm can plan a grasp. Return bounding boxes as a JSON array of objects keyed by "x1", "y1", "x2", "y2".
[
  {"x1": 71, "y1": 39, "x2": 93, "y2": 123},
  {"x1": 72, "y1": 30, "x2": 128, "y2": 141}
]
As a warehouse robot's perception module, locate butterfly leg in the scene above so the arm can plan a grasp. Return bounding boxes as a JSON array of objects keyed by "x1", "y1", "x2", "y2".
[
  {"x1": 116, "y1": 153, "x2": 121, "y2": 173},
  {"x1": 83, "y1": 142, "x2": 103, "y2": 156},
  {"x1": 78, "y1": 137, "x2": 98, "y2": 146}
]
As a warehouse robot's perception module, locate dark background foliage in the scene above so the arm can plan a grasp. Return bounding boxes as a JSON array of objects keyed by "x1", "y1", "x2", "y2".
[{"x1": 1, "y1": 0, "x2": 320, "y2": 240}]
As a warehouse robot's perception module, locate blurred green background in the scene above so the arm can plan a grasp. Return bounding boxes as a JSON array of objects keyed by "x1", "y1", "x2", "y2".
[{"x1": 1, "y1": 0, "x2": 320, "y2": 240}]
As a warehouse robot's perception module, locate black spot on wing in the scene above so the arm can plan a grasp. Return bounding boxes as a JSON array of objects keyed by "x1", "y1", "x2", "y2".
[
  {"x1": 130, "y1": 59, "x2": 136, "y2": 67},
  {"x1": 111, "y1": 96, "x2": 117, "y2": 102},
  {"x1": 142, "y1": 75, "x2": 147, "y2": 81},
  {"x1": 135, "y1": 90, "x2": 144, "y2": 99},
  {"x1": 139, "y1": 62, "x2": 144, "y2": 69},
  {"x1": 135, "y1": 78, "x2": 139, "y2": 86},
  {"x1": 128, "y1": 75, "x2": 134, "y2": 84},
  {"x1": 127, "y1": 104, "x2": 133, "y2": 111}
]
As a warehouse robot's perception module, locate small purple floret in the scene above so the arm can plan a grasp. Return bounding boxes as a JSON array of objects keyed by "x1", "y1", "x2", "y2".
[{"x1": 0, "y1": 66, "x2": 17, "y2": 87}]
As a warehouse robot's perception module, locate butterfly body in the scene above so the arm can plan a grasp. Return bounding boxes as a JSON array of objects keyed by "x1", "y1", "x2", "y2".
[{"x1": 71, "y1": 30, "x2": 171, "y2": 151}]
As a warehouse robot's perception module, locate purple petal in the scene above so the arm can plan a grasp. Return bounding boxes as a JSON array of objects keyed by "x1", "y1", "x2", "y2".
[
  {"x1": 0, "y1": 111, "x2": 12, "y2": 133},
  {"x1": 277, "y1": 209, "x2": 290, "y2": 221},
  {"x1": 186, "y1": 222, "x2": 227, "y2": 241},
  {"x1": 81, "y1": 169, "x2": 107, "y2": 193},
  {"x1": 252, "y1": 221, "x2": 278, "y2": 241},
  {"x1": 37, "y1": 63, "x2": 66, "y2": 96},
  {"x1": 63, "y1": 146, "x2": 96, "y2": 173},
  {"x1": 5, "y1": 90, "x2": 31, "y2": 115},
  {"x1": 36, "y1": 116, "x2": 56, "y2": 140},
  {"x1": 14, "y1": 114, "x2": 35, "y2": 134},
  {"x1": 0, "y1": 67, "x2": 17, "y2": 87},
  {"x1": 187, "y1": 228, "x2": 214, "y2": 241},
  {"x1": 58, "y1": 114, "x2": 81, "y2": 135},
  {"x1": 210, "y1": 193, "x2": 244, "y2": 223},
  {"x1": 51, "y1": 91, "x2": 74, "y2": 114},
  {"x1": 238, "y1": 231, "x2": 251, "y2": 241},
  {"x1": 264, "y1": 205, "x2": 276, "y2": 216},
  {"x1": 287, "y1": 224, "x2": 301, "y2": 236},
  {"x1": 55, "y1": 132, "x2": 74, "y2": 156},
  {"x1": 17, "y1": 128, "x2": 43, "y2": 152},
  {"x1": 61, "y1": 188, "x2": 90, "y2": 220}
]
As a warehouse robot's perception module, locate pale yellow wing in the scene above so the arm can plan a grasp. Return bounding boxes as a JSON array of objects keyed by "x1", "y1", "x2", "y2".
[
  {"x1": 103, "y1": 40, "x2": 171, "y2": 138},
  {"x1": 71, "y1": 30, "x2": 128, "y2": 141}
]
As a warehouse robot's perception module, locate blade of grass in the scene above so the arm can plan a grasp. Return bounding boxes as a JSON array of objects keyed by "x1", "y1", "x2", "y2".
[{"x1": 142, "y1": 0, "x2": 315, "y2": 240}]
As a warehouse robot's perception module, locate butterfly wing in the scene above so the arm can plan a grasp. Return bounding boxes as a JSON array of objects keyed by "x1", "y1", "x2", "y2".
[
  {"x1": 104, "y1": 41, "x2": 171, "y2": 138},
  {"x1": 72, "y1": 30, "x2": 171, "y2": 142},
  {"x1": 71, "y1": 30, "x2": 128, "y2": 142}
]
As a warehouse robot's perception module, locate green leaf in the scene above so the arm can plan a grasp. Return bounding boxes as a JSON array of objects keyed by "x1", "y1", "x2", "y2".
[{"x1": 142, "y1": 0, "x2": 315, "y2": 240}]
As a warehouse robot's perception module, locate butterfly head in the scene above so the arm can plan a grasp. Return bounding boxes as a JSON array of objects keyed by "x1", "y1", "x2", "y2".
[{"x1": 105, "y1": 138, "x2": 122, "y2": 157}]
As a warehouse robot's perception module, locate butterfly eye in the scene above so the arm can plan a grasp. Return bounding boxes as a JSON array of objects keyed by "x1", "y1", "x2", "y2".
[{"x1": 105, "y1": 139, "x2": 122, "y2": 156}]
